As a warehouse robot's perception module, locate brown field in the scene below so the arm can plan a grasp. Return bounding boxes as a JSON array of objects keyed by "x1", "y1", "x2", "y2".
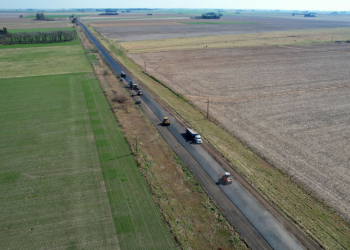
[
  {"x1": 90, "y1": 15, "x2": 350, "y2": 42},
  {"x1": 129, "y1": 43, "x2": 350, "y2": 220},
  {"x1": 91, "y1": 21, "x2": 183, "y2": 28},
  {"x1": 0, "y1": 17, "x2": 73, "y2": 29}
]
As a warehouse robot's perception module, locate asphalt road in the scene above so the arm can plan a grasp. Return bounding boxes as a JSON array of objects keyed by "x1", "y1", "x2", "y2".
[{"x1": 79, "y1": 21, "x2": 321, "y2": 250}]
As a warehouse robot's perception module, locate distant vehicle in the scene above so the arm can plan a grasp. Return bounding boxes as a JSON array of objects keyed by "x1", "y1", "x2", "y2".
[
  {"x1": 304, "y1": 13, "x2": 316, "y2": 17},
  {"x1": 120, "y1": 71, "x2": 126, "y2": 77},
  {"x1": 147, "y1": 13, "x2": 153, "y2": 16},
  {"x1": 163, "y1": 117, "x2": 170, "y2": 126},
  {"x1": 186, "y1": 128, "x2": 202, "y2": 143},
  {"x1": 135, "y1": 97, "x2": 141, "y2": 104},
  {"x1": 220, "y1": 172, "x2": 233, "y2": 184},
  {"x1": 129, "y1": 80, "x2": 139, "y2": 90}
]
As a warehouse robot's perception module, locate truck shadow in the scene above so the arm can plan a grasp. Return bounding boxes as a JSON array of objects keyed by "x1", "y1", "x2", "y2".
[
  {"x1": 216, "y1": 178, "x2": 230, "y2": 186},
  {"x1": 180, "y1": 132, "x2": 197, "y2": 144}
]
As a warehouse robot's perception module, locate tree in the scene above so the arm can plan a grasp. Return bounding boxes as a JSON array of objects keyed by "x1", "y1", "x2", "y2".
[
  {"x1": 72, "y1": 17, "x2": 77, "y2": 23},
  {"x1": 3, "y1": 27, "x2": 7, "y2": 34},
  {"x1": 36, "y1": 13, "x2": 40, "y2": 20},
  {"x1": 40, "y1": 13, "x2": 45, "y2": 20}
]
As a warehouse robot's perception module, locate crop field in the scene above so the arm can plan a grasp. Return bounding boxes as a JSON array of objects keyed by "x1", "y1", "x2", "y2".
[
  {"x1": 8, "y1": 27, "x2": 75, "y2": 33},
  {"x1": 129, "y1": 43, "x2": 350, "y2": 221},
  {"x1": 90, "y1": 15, "x2": 350, "y2": 42},
  {"x1": 0, "y1": 21, "x2": 175, "y2": 249},
  {"x1": 0, "y1": 16, "x2": 73, "y2": 29},
  {"x1": 0, "y1": 45, "x2": 92, "y2": 78},
  {"x1": 0, "y1": 73, "x2": 119, "y2": 249}
]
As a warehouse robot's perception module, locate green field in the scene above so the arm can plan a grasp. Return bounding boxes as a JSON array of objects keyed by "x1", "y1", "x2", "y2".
[
  {"x1": 0, "y1": 28, "x2": 175, "y2": 249},
  {"x1": 180, "y1": 21, "x2": 256, "y2": 25},
  {"x1": 8, "y1": 27, "x2": 75, "y2": 33},
  {"x1": 0, "y1": 73, "x2": 119, "y2": 249},
  {"x1": 0, "y1": 41, "x2": 81, "y2": 49},
  {"x1": 0, "y1": 45, "x2": 92, "y2": 78}
]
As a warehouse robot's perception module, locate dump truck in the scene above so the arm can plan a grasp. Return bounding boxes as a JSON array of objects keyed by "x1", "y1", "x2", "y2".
[
  {"x1": 129, "y1": 80, "x2": 139, "y2": 90},
  {"x1": 163, "y1": 117, "x2": 170, "y2": 126},
  {"x1": 186, "y1": 128, "x2": 202, "y2": 143},
  {"x1": 120, "y1": 71, "x2": 126, "y2": 77},
  {"x1": 220, "y1": 172, "x2": 233, "y2": 184}
]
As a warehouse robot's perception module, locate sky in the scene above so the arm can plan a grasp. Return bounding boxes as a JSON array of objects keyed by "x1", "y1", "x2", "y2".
[{"x1": 2, "y1": 0, "x2": 350, "y2": 11}]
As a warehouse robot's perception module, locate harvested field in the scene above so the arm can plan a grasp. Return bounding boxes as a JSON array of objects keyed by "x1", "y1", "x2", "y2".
[
  {"x1": 119, "y1": 27, "x2": 350, "y2": 53},
  {"x1": 93, "y1": 15, "x2": 350, "y2": 42},
  {"x1": 129, "y1": 43, "x2": 350, "y2": 220},
  {"x1": 0, "y1": 45, "x2": 92, "y2": 78},
  {"x1": 0, "y1": 16, "x2": 73, "y2": 29}
]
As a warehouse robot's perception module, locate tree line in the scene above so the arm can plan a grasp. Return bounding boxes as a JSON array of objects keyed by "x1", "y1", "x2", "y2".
[{"x1": 0, "y1": 30, "x2": 77, "y2": 45}]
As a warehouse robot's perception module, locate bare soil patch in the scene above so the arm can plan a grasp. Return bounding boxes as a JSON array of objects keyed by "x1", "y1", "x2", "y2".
[{"x1": 129, "y1": 43, "x2": 350, "y2": 221}]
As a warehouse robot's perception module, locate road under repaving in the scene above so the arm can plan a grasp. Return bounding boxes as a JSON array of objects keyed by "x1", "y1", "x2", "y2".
[{"x1": 79, "y1": 21, "x2": 320, "y2": 250}]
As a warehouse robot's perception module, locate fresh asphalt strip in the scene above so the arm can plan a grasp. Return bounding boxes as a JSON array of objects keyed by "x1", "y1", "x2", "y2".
[{"x1": 79, "y1": 21, "x2": 320, "y2": 250}]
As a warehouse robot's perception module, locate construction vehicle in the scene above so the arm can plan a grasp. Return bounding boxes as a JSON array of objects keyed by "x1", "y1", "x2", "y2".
[
  {"x1": 120, "y1": 71, "x2": 126, "y2": 77},
  {"x1": 129, "y1": 80, "x2": 139, "y2": 90},
  {"x1": 163, "y1": 117, "x2": 170, "y2": 126},
  {"x1": 220, "y1": 172, "x2": 233, "y2": 184},
  {"x1": 186, "y1": 128, "x2": 202, "y2": 144}
]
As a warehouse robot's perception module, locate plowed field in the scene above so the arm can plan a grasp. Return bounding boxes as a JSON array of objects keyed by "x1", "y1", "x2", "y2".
[{"x1": 129, "y1": 43, "x2": 350, "y2": 220}]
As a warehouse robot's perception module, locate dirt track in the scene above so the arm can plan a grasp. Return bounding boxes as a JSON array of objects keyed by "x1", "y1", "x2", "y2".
[{"x1": 129, "y1": 43, "x2": 350, "y2": 220}]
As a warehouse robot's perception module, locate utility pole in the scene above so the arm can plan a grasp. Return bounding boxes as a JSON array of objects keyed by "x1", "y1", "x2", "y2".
[
  {"x1": 144, "y1": 60, "x2": 147, "y2": 73},
  {"x1": 207, "y1": 98, "x2": 210, "y2": 120},
  {"x1": 136, "y1": 133, "x2": 138, "y2": 153}
]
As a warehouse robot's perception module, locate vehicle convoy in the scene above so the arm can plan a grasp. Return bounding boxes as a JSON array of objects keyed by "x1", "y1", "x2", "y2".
[
  {"x1": 186, "y1": 128, "x2": 202, "y2": 143},
  {"x1": 163, "y1": 117, "x2": 170, "y2": 126},
  {"x1": 220, "y1": 172, "x2": 233, "y2": 184},
  {"x1": 130, "y1": 80, "x2": 139, "y2": 90}
]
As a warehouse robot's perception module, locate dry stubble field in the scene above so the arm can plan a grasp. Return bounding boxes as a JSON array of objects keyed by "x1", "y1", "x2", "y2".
[
  {"x1": 87, "y1": 15, "x2": 350, "y2": 42},
  {"x1": 129, "y1": 43, "x2": 350, "y2": 220}
]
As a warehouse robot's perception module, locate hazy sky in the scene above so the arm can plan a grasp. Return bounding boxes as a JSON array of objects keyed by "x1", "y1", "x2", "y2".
[{"x1": 3, "y1": 0, "x2": 350, "y2": 11}]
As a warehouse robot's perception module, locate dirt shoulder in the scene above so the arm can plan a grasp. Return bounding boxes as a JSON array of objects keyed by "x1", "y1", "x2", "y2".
[{"x1": 77, "y1": 25, "x2": 248, "y2": 250}]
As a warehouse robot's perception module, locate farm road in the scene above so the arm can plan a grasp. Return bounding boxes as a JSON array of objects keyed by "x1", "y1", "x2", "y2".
[{"x1": 79, "y1": 21, "x2": 320, "y2": 250}]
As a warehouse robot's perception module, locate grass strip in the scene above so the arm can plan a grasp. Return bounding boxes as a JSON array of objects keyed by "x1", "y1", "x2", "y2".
[
  {"x1": 0, "y1": 41, "x2": 81, "y2": 49},
  {"x1": 8, "y1": 27, "x2": 75, "y2": 33},
  {"x1": 81, "y1": 75, "x2": 176, "y2": 250},
  {"x1": 85, "y1": 24, "x2": 350, "y2": 250}
]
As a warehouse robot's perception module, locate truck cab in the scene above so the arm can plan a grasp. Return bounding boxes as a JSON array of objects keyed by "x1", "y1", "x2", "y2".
[
  {"x1": 129, "y1": 80, "x2": 139, "y2": 90},
  {"x1": 194, "y1": 135, "x2": 202, "y2": 144},
  {"x1": 220, "y1": 172, "x2": 233, "y2": 184}
]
